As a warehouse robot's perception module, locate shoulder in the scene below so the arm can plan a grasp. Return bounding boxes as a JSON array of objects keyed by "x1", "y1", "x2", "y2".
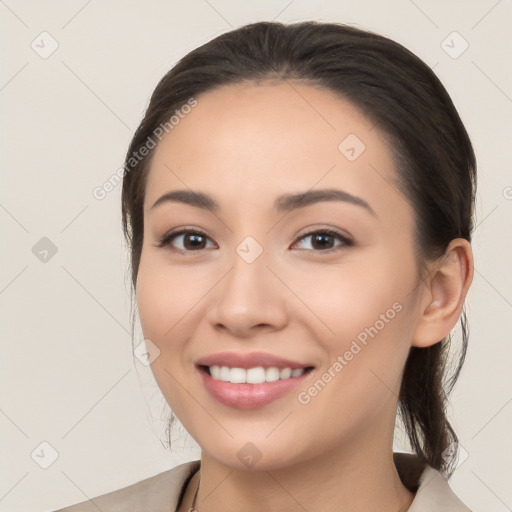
[
  {"x1": 410, "y1": 465, "x2": 473, "y2": 512},
  {"x1": 52, "y1": 460, "x2": 200, "y2": 512},
  {"x1": 394, "y1": 453, "x2": 472, "y2": 512}
]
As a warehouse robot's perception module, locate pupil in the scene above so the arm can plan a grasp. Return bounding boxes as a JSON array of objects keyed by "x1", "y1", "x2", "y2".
[
  {"x1": 185, "y1": 234, "x2": 205, "y2": 250},
  {"x1": 313, "y1": 234, "x2": 333, "y2": 249}
]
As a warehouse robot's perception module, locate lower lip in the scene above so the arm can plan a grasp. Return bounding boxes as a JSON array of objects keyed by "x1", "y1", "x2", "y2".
[{"x1": 197, "y1": 366, "x2": 313, "y2": 409}]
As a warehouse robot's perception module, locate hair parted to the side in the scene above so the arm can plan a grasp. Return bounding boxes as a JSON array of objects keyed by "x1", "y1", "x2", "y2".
[{"x1": 121, "y1": 21, "x2": 476, "y2": 477}]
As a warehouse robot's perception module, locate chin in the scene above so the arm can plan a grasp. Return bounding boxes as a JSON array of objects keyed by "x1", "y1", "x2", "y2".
[{"x1": 199, "y1": 436, "x2": 308, "y2": 472}]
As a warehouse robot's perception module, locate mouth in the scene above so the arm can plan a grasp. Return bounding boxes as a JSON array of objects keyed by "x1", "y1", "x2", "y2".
[
  {"x1": 198, "y1": 364, "x2": 315, "y2": 384},
  {"x1": 196, "y1": 363, "x2": 316, "y2": 409}
]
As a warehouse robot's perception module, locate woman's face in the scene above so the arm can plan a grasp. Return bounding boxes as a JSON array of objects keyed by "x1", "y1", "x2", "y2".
[{"x1": 136, "y1": 82, "x2": 428, "y2": 470}]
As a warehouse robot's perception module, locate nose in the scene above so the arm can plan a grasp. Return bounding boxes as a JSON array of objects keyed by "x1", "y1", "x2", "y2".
[{"x1": 206, "y1": 242, "x2": 288, "y2": 338}]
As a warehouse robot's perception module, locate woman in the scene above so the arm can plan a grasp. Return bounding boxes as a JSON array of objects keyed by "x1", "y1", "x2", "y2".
[{"x1": 56, "y1": 20, "x2": 475, "y2": 511}]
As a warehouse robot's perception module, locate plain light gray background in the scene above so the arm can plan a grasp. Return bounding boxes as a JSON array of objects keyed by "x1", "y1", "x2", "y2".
[{"x1": 1, "y1": 1, "x2": 511, "y2": 511}]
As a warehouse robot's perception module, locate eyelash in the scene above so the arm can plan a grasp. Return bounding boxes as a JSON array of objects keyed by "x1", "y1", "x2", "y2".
[{"x1": 156, "y1": 227, "x2": 353, "y2": 254}]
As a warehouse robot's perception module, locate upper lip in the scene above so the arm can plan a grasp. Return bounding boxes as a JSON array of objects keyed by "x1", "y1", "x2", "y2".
[{"x1": 196, "y1": 351, "x2": 314, "y2": 370}]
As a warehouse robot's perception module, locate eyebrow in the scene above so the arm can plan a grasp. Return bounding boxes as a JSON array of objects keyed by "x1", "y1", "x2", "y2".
[{"x1": 150, "y1": 188, "x2": 376, "y2": 216}]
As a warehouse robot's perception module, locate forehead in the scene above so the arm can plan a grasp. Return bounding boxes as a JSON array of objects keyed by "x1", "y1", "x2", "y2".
[{"x1": 144, "y1": 81, "x2": 406, "y2": 219}]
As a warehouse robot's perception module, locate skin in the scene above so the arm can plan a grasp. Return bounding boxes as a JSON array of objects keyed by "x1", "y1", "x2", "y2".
[{"x1": 135, "y1": 82, "x2": 473, "y2": 512}]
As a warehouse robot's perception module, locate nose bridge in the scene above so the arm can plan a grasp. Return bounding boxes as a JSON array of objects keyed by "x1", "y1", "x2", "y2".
[
  {"x1": 207, "y1": 230, "x2": 287, "y2": 334},
  {"x1": 235, "y1": 233, "x2": 266, "y2": 266},
  {"x1": 224, "y1": 232, "x2": 271, "y2": 306}
]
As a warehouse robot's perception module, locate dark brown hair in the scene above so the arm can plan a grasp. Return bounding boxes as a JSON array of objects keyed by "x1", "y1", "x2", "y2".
[{"x1": 121, "y1": 21, "x2": 476, "y2": 477}]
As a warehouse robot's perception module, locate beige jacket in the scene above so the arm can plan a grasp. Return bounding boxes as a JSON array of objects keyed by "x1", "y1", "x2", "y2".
[{"x1": 54, "y1": 453, "x2": 472, "y2": 511}]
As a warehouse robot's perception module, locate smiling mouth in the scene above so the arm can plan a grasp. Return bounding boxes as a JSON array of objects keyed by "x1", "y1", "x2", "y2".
[{"x1": 198, "y1": 364, "x2": 315, "y2": 384}]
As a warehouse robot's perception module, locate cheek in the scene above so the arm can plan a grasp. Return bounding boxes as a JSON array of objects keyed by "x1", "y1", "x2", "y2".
[
  {"x1": 290, "y1": 252, "x2": 417, "y2": 403},
  {"x1": 290, "y1": 252, "x2": 415, "y2": 341},
  {"x1": 136, "y1": 251, "x2": 203, "y2": 340},
  {"x1": 135, "y1": 260, "x2": 194, "y2": 412},
  {"x1": 135, "y1": 252, "x2": 215, "y2": 382},
  {"x1": 136, "y1": 272, "x2": 170, "y2": 341}
]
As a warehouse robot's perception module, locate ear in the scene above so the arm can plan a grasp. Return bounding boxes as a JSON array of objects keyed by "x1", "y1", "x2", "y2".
[{"x1": 412, "y1": 238, "x2": 474, "y2": 348}]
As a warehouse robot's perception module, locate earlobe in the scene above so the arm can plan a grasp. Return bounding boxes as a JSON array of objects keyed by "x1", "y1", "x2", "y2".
[{"x1": 412, "y1": 238, "x2": 474, "y2": 348}]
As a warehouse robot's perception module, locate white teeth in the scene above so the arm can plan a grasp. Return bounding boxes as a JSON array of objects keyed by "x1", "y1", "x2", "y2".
[
  {"x1": 247, "y1": 367, "x2": 266, "y2": 384},
  {"x1": 265, "y1": 367, "x2": 280, "y2": 382},
  {"x1": 280, "y1": 367, "x2": 292, "y2": 379},
  {"x1": 229, "y1": 367, "x2": 246, "y2": 383},
  {"x1": 208, "y1": 365, "x2": 307, "y2": 384},
  {"x1": 210, "y1": 365, "x2": 221, "y2": 379},
  {"x1": 219, "y1": 366, "x2": 230, "y2": 381}
]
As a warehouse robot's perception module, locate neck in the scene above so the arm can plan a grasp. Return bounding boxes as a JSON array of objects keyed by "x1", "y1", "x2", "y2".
[{"x1": 185, "y1": 432, "x2": 414, "y2": 512}]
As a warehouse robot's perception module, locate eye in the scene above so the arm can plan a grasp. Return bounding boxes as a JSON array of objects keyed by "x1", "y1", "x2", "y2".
[
  {"x1": 156, "y1": 227, "x2": 353, "y2": 254},
  {"x1": 291, "y1": 229, "x2": 353, "y2": 253},
  {"x1": 156, "y1": 229, "x2": 216, "y2": 252}
]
